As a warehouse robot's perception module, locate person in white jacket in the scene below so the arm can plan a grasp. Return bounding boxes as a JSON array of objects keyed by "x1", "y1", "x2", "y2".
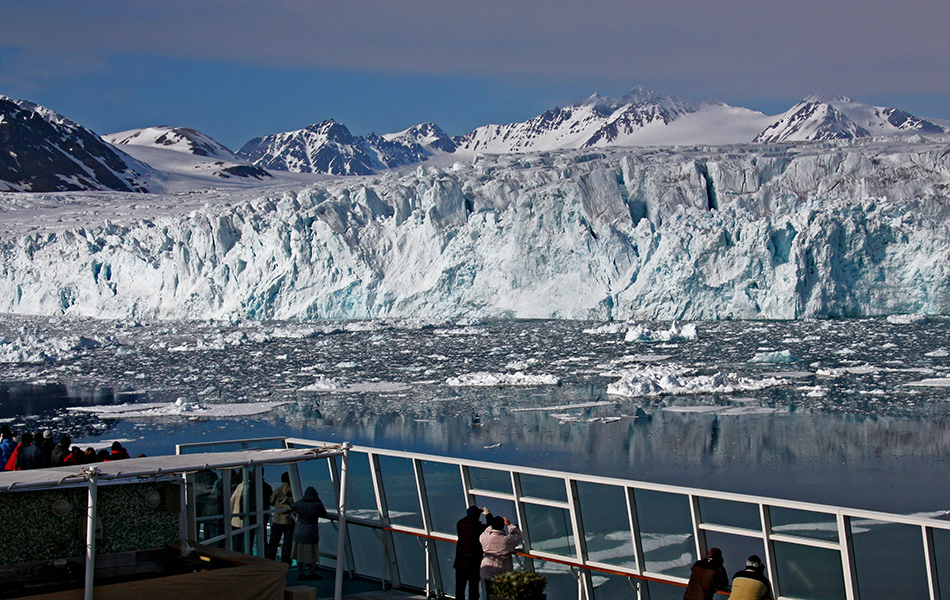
[{"x1": 479, "y1": 515, "x2": 523, "y2": 584}]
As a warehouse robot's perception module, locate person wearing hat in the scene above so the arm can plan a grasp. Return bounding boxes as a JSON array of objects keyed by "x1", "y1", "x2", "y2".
[
  {"x1": 683, "y1": 547, "x2": 729, "y2": 600},
  {"x1": 729, "y1": 555, "x2": 773, "y2": 600},
  {"x1": 455, "y1": 506, "x2": 492, "y2": 600}
]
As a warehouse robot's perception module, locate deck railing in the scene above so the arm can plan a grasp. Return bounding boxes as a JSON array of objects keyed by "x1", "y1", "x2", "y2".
[{"x1": 177, "y1": 437, "x2": 950, "y2": 600}]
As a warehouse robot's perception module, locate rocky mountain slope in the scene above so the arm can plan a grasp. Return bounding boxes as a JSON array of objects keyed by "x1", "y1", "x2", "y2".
[{"x1": 0, "y1": 96, "x2": 155, "y2": 193}]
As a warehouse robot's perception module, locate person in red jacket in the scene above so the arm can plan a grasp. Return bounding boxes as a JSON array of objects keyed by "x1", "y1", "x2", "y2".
[{"x1": 684, "y1": 547, "x2": 729, "y2": 600}]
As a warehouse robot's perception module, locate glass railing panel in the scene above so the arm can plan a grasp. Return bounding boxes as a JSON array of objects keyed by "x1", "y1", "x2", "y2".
[
  {"x1": 697, "y1": 497, "x2": 761, "y2": 531},
  {"x1": 295, "y1": 456, "x2": 338, "y2": 513},
  {"x1": 633, "y1": 489, "x2": 694, "y2": 578},
  {"x1": 420, "y1": 460, "x2": 467, "y2": 535},
  {"x1": 768, "y1": 506, "x2": 839, "y2": 542},
  {"x1": 932, "y1": 528, "x2": 950, "y2": 600},
  {"x1": 347, "y1": 523, "x2": 388, "y2": 580},
  {"x1": 377, "y1": 455, "x2": 423, "y2": 528},
  {"x1": 645, "y1": 578, "x2": 691, "y2": 600},
  {"x1": 434, "y1": 539, "x2": 458, "y2": 596},
  {"x1": 852, "y1": 519, "x2": 928, "y2": 600},
  {"x1": 467, "y1": 466, "x2": 513, "y2": 494},
  {"x1": 702, "y1": 531, "x2": 766, "y2": 577},
  {"x1": 524, "y1": 503, "x2": 574, "y2": 557},
  {"x1": 576, "y1": 481, "x2": 636, "y2": 571},
  {"x1": 193, "y1": 468, "x2": 226, "y2": 545},
  {"x1": 589, "y1": 571, "x2": 647, "y2": 600},
  {"x1": 178, "y1": 438, "x2": 285, "y2": 453},
  {"x1": 534, "y1": 561, "x2": 577, "y2": 600},
  {"x1": 339, "y1": 451, "x2": 380, "y2": 522},
  {"x1": 392, "y1": 530, "x2": 427, "y2": 589},
  {"x1": 773, "y1": 540, "x2": 846, "y2": 600},
  {"x1": 475, "y1": 497, "x2": 516, "y2": 529},
  {"x1": 518, "y1": 473, "x2": 568, "y2": 502}
]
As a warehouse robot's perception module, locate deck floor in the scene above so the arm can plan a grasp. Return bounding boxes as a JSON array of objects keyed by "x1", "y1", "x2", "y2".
[{"x1": 285, "y1": 566, "x2": 429, "y2": 600}]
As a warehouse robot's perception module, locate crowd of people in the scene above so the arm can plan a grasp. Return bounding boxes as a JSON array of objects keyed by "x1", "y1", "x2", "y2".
[
  {"x1": 0, "y1": 424, "x2": 133, "y2": 470},
  {"x1": 452, "y1": 505, "x2": 772, "y2": 600}
]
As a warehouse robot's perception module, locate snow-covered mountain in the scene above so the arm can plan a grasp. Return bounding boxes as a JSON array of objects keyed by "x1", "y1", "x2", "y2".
[
  {"x1": 754, "y1": 95, "x2": 945, "y2": 143},
  {"x1": 3, "y1": 137, "x2": 950, "y2": 321},
  {"x1": 104, "y1": 126, "x2": 271, "y2": 184},
  {"x1": 106, "y1": 126, "x2": 239, "y2": 160},
  {"x1": 237, "y1": 119, "x2": 451, "y2": 176},
  {"x1": 455, "y1": 87, "x2": 775, "y2": 153},
  {"x1": 0, "y1": 96, "x2": 156, "y2": 193}
]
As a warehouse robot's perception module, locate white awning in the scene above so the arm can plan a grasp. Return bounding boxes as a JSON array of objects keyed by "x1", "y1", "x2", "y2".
[{"x1": 0, "y1": 445, "x2": 341, "y2": 491}]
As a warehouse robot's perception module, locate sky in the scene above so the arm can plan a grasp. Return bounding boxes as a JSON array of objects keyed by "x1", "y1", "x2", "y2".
[{"x1": 2, "y1": 0, "x2": 949, "y2": 151}]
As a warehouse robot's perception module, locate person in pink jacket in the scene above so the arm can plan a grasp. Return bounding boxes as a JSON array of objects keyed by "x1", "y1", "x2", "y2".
[{"x1": 479, "y1": 515, "x2": 523, "y2": 584}]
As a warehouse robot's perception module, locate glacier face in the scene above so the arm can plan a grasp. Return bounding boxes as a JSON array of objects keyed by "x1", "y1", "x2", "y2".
[{"x1": 2, "y1": 137, "x2": 950, "y2": 321}]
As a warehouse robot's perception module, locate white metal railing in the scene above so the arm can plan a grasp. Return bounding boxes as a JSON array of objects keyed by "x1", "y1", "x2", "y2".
[{"x1": 180, "y1": 437, "x2": 950, "y2": 600}]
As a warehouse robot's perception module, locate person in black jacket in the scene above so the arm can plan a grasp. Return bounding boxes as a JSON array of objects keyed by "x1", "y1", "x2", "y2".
[
  {"x1": 684, "y1": 547, "x2": 729, "y2": 600},
  {"x1": 455, "y1": 505, "x2": 492, "y2": 600},
  {"x1": 729, "y1": 555, "x2": 773, "y2": 600}
]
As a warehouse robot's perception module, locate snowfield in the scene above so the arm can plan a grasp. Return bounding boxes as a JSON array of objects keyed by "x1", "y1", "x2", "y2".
[{"x1": 2, "y1": 137, "x2": 950, "y2": 321}]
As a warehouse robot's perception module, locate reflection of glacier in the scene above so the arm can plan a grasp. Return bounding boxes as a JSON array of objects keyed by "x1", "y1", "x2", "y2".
[{"x1": 4, "y1": 141, "x2": 950, "y2": 320}]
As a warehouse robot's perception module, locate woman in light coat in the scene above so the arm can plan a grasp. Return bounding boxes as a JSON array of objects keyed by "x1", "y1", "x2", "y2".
[{"x1": 479, "y1": 515, "x2": 523, "y2": 582}]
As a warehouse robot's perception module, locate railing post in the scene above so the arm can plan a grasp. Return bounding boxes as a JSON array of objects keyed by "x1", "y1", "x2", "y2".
[
  {"x1": 688, "y1": 495, "x2": 705, "y2": 560},
  {"x1": 838, "y1": 513, "x2": 859, "y2": 600},
  {"x1": 414, "y1": 459, "x2": 444, "y2": 596},
  {"x1": 626, "y1": 487, "x2": 650, "y2": 599},
  {"x1": 83, "y1": 467, "x2": 100, "y2": 600},
  {"x1": 511, "y1": 471, "x2": 534, "y2": 572},
  {"x1": 567, "y1": 479, "x2": 594, "y2": 600},
  {"x1": 334, "y1": 442, "x2": 351, "y2": 600},
  {"x1": 924, "y1": 526, "x2": 940, "y2": 600},
  {"x1": 761, "y1": 504, "x2": 778, "y2": 597},
  {"x1": 369, "y1": 452, "x2": 402, "y2": 589}
]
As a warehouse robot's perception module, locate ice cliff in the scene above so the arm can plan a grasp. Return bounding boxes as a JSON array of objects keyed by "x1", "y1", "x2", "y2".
[{"x1": 2, "y1": 138, "x2": 950, "y2": 321}]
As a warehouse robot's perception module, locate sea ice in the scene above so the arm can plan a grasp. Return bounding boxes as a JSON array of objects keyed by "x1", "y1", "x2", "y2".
[
  {"x1": 446, "y1": 372, "x2": 560, "y2": 386},
  {"x1": 606, "y1": 364, "x2": 787, "y2": 397},
  {"x1": 625, "y1": 322, "x2": 698, "y2": 343},
  {"x1": 67, "y1": 398, "x2": 292, "y2": 419},
  {"x1": 749, "y1": 350, "x2": 797, "y2": 363}
]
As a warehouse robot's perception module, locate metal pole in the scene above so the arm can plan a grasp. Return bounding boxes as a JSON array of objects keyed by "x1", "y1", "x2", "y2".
[
  {"x1": 84, "y1": 468, "x2": 100, "y2": 600},
  {"x1": 334, "y1": 443, "x2": 351, "y2": 600}
]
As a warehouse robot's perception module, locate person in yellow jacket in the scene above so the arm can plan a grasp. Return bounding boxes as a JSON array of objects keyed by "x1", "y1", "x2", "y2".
[{"x1": 729, "y1": 555, "x2": 773, "y2": 600}]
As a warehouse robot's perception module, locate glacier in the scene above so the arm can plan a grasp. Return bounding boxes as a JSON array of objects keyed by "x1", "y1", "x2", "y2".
[{"x1": 2, "y1": 137, "x2": 950, "y2": 321}]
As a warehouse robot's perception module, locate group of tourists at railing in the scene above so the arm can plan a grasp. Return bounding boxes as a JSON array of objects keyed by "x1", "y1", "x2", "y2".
[
  {"x1": 198, "y1": 468, "x2": 329, "y2": 582},
  {"x1": 454, "y1": 504, "x2": 524, "y2": 600},
  {"x1": 683, "y1": 546, "x2": 773, "y2": 599},
  {"x1": 451, "y1": 502, "x2": 773, "y2": 600},
  {"x1": 0, "y1": 425, "x2": 133, "y2": 470}
]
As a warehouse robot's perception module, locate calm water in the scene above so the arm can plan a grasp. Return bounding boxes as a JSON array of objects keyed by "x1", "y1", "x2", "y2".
[{"x1": 2, "y1": 315, "x2": 950, "y2": 513}]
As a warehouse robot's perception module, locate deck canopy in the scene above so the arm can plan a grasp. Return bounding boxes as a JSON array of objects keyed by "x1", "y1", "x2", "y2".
[{"x1": 0, "y1": 445, "x2": 341, "y2": 491}]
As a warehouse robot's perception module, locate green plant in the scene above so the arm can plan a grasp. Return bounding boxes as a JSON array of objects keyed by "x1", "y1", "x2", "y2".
[{"x1": 489, "y1": 569, "x2": 548, "y2": 600}]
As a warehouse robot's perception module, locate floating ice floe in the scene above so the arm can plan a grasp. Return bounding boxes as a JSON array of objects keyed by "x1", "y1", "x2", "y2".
[
  {"x1": 513, "y1": 401, "x2": 619, "y2": 412},
  {"x1": 904, "y1": 378, "x2": 950, "y2": 388},
  {"x1": 299, "y1": 379, "x2": 412, "y2": 393},
  {"x1": 886, "y1": 314, "x2": 930, "y2": 325},
  {"x1": 606, "y1": 365, "x2": 787, "y2": 397},
  {"x1": 625, "y1": 321, "x2": 698, "y2": 343},
  {"x1": 0, "y1": 335, "x2": 102, "y2": 363},
  {"x1": 446, "y1": 372, "x2": 560, "y2": 386},
  {"x1": 749, "y1": 350, "x2": 797, "y2": 363},
  {"x1": 67, "y1": 398, "x2": 292, "y2": 419},
  {"x1": 662, "y1": 405, "x2": 786, "y2": 415},
  {"x1": 582, "y1": 323, "x2": 627, "y2": 335},
  {"x1": 816, "y1": 365, "x2": 883, "y2": 377}
]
